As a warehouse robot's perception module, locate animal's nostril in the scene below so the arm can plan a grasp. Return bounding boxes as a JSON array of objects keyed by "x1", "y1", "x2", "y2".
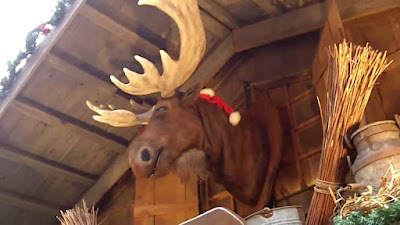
[{"x1": 141, "y1": 149, "x2": 151, "y2": 162}]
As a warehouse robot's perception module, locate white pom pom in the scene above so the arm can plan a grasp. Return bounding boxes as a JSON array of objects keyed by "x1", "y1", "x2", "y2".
[
  {"x1": 200, "y1": 88, "x2": 215, "y2": 97},
  {"x1": 229, "y1": 111, "x2": 241, "y2": 126}
]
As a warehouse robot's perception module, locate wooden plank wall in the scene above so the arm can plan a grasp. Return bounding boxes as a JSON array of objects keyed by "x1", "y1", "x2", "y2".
[
  {"x1": 203, "y1": 6, "x2": 400, "y2": 214},
  {"x1": 98, "y1": 173, "x2": 198, "y2": 225},
  {"x1": 202, "y1": 31, "x2": 322, "y2": 213},
  {"x1": 344, "y1": 7, "x2": 400, "y2": 123}
]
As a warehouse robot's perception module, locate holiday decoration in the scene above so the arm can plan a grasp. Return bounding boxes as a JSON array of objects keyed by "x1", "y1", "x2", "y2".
[
  {"x1": 306, "y1": 40, "x2": 392, "y2": 224},
  {"x1": 199, "y1": 88, "x2": 241, "y2": 126},
  {"x1": 332, "y1": 165, "x2": 400, "y2": 224},
  {"x1": 0, "y1": 0, "x2": 73, "y2": 99},
  {"x1": 87, "y1": 0, "x2": 283, "y2": 213}
]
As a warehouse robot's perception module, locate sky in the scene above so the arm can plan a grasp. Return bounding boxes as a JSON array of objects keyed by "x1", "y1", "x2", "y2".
[{"x1": 0, "y1": 0, "x2": 58, "y2": 80}]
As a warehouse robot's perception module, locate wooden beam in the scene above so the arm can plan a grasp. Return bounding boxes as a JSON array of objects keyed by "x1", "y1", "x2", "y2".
[
  {"x1": 251, "y1": 0, "x2": 281, "y2": 16},
  {"x1": 78, "y1": 4, "x2": 160, "y2": 58},
  {"x1": 0, "y1": 186, "x2": 60, "y2": 216},
  {"x1": 76, "y1": 150, "x2": 130, "y2": 207},
  {"x1": 180, "y1": 34, "x2": 235, "y2": 91},
  {"x1": 233, "y1": 0, "x2": 400, "y2": 52},
  {"x1": 198, "y1": 0, "x2": 242, "y2": 29},
  {"x1": 200, "y1": 10, "x2": 231, "y2": 39},
  {"x1": 0, "y1": 0, "x2": 84, "y2": 119},
  {"x1": 12, "y1": 97, "x2": 129, "y2": 148},
  {"x1": 134, "y1": 203, "x2": 198, "y2": 218},
  {"x1": 0, "y1": 144, "x2": 97, "y2": 183}
]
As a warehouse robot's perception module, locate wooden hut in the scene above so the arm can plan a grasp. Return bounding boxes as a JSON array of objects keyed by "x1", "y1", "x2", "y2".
[{"x1": 0, "y1": 0, "x2": 399, "y2": 224}]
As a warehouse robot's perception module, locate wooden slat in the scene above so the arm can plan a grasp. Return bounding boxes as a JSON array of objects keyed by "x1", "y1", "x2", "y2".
[
  {"x1": 0, "y1": 0, "x2": 84, "y2": 119},
  {"x1": 200, "y1": 10, "x2": 231, "y2": 39},
  {"x1": 77, "y1": 150, "x2": 130, "y2": 207},
  {"x1": 251, "y1": 0, "x2": 281, "y2": 16},
  {"x1": 198, "y1": 0, "x2": 242, "y2": 29},
  {"x1": 79, "y1": 4, "x2": 160, "y2": 60},
  {"x1": 0, "y1": 144, "x2": 96, "y2": 183},
  {"x1": 0, "y1": 187, "x2": 60, "y2": 216},
  {"x1": 233, "y1": 0, "x2": 400, "y2": 52},
  {"x1": 134, "y1": 203, "x2": 198, "y2": 218},
  {"x1": 387, "y1": 50, "x2": 400, "y2": 71},
  {"x1": 180, "y1": 34, "x2": 235, "y2": 91},
  {"x1": 12, "y1": 98, "x2": 128, "y2": 149}
]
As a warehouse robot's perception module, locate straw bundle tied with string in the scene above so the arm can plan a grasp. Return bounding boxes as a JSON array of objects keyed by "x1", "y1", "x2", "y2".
[
  {"x1": 57, "y1": 200, "x2": 101, "y2": 225},
  {"x1": 306, "y1": 40, "x2": 392, "y2": 224}
]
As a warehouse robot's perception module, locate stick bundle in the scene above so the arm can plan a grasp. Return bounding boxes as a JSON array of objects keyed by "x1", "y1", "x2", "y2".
[
  {"x1": 57, "y1": 200, "x2": 100, "y2": 225},
  {"x1": 306, "y1": 40, "x2": 392, "y2": 224}
]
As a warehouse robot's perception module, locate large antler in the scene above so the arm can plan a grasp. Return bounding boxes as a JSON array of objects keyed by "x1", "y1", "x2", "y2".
[
  {"x1": 110, "y1": 0, "x2": 206, "y2": 98},
  {"x1": 86, "y1": 100, "x2": 153, "y2": 127}
]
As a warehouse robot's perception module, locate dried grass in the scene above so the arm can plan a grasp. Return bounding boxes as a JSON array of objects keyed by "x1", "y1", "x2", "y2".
[
  {"x1": 332, "y1": 165, "x2": 400, "y2": 219},
  {"x1": 306, "y1": 40, "x2": 392, "y2": 224},
  {"x1": 57, "y1": 200, "x2": 101, "y2": 225}
]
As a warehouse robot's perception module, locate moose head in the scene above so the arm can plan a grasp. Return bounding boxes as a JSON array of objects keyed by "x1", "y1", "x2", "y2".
[
  {"x1": 87, "y1": 0, "x2": 209, "y2": 179},
  {"x1": 87, "y1": 0, "x2": 282, "y2": 208}
]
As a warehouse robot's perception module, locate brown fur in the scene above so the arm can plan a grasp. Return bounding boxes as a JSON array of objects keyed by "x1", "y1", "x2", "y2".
[
  {"x1": 173, "y1": 149, "x2": 209, "y2": 183},
  {"x1": 128, "y1": 92, "x2": 282, "y2": 207}
]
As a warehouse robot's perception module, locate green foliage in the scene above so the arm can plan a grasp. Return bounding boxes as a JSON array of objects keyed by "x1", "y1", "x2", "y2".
[
  {"x1": 333, "y1": 201, "x2": 400, "y2": 225},
  {"x1": 0, "y1": 0, "x2": 73, "y2": 99}
]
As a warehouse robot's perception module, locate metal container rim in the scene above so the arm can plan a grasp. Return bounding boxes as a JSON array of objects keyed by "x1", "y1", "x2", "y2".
[{"x1": 350, "y1": 120, "x2": 397, "y2": 140}]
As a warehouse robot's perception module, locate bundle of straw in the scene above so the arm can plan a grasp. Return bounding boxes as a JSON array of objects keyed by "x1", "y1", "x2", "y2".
[
  {"x1": 306, "y1": 40, "x2": 392, "y2": 224},
  {"x1": 333, "y1": 164, "x2": 400, "y2": 219},
  {"x1": 57, "y1": 200, "x2": 101, "y2": 225}
]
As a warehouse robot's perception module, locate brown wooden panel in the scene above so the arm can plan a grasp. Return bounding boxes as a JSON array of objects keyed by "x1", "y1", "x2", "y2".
[
  {"x1": 0, "y1": 106, "x2": 122, "y2": 175},
  {"x1": 344, "y1": 8, "x2": 400, "y2": 53},
  {"x1": 21, "y1": 54, "x2": 136, "y2": 140},
  {"x1": 56, "y1": 15, "x2": 158, "y2": 79},
  {"x1": 214, "y1": 0, "x2": 267, "y2": 25}
]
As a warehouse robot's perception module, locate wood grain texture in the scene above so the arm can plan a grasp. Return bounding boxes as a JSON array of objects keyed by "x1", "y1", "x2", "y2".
[
  {"x1": 233, "y1": 0, "x2": 400, "y2": 52},
  {"x1": 198, "y1": 0, "x2": 242, "y2": 29},
  {"x1": 180, "y1": 34, "x2": 235, "y2": 91}
]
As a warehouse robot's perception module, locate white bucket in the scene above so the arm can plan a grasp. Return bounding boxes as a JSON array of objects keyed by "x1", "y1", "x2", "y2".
[{"x1": 245, "y1": 206, "x2": 305, "y2": 225}]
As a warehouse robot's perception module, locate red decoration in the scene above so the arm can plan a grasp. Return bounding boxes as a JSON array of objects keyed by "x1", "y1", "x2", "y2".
[
  {"x1": 199, "y1": 93, "x2": 234, "y2": 115},
  {"x1": 38, "y1": 23, "x2": 51, "y2": 35}
]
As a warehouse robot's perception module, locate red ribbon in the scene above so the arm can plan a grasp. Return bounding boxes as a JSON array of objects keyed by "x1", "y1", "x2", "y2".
[
  {"x1": 199, "y1": 93, "x2": 234, "y2": 115},
  {"x1": 38, "y1": 23, "x2": 51, "y2": 35}
]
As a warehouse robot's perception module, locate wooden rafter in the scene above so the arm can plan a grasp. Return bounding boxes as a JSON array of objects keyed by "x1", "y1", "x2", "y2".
[
  {"x1": 180, "y1": 34, "x2": 235, "y2": 91},
  {"x1": 0, "y1": 187, "x2": 60, "y2": 216},
  {"x1": 233, "y1": 0, "x2": 400, "y2": 52},
  {"x1": 76, "y1": 150, "x2": 130, "y2": 207},
  {"x1": 13, "y1": 96, "x2": 129, "y2": 148},
  {"x1": 0, "y1": 144, "x2": 97, "y2": 183},
  {"x1": 198, "y1": 0, "x2": 242, "y2": 29}
]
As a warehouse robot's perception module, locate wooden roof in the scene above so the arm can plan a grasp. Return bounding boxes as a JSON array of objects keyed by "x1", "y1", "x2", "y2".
[{"x1": 0, "y1": 0, "x2": 398, "y2": 224}]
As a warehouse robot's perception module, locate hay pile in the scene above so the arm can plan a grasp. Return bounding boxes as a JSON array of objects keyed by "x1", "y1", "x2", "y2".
[{"x1": 332, "y1": 165, "x2": 400, "y2": 219}]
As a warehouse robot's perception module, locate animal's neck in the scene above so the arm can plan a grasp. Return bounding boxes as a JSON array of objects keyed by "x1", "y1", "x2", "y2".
[{"x1": 193, "y1": 98, "x2": 270, "y2": 206}]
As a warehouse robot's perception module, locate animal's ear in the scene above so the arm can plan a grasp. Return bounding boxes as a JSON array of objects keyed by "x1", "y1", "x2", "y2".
[{"x1": 179, "y1": 83, "x2": 202, "y2": 106}]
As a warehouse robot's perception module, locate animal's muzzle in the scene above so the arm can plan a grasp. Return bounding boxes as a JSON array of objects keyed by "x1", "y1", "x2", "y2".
[{"x1": 128, "y1": 145, "x2": 163, "y2": 178}]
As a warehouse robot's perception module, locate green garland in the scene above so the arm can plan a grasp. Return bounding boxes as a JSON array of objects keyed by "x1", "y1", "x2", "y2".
[
  {"x1": 333, "y1": 201, "x2": 400, "y2": 225},
  {"x1": 0, "y1": 0, "x2": 73, "y2": 99}
]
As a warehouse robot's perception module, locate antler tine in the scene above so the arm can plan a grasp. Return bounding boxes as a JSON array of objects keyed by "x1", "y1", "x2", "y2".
[
  {"x1": 110, "y1": 0, "x2": 206, "y2": 98},
  {"x1": 129, "y1": 99, "x2": 152, "y2": 113},
  {"x1": 86, "y1": 100, "x2": 153, "y2": 127}
]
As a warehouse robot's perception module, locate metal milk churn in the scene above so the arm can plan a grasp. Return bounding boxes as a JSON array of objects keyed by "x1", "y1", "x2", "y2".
[{"x1": 349, "y1": 115, "x2": 400, "y2": 190}]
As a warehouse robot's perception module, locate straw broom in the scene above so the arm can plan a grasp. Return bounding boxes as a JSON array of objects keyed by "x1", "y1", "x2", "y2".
[
  {"x1": 306, "y1": 40, "x2": 392, "y2": 224},
  {"x1": 57, "y1": 200, "x2": 101, "y2": 225}
]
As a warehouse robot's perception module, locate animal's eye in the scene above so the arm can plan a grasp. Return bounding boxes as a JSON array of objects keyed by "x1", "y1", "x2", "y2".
[{"x1": 156, "y1": 106, "x2": 167, "y2": 112}]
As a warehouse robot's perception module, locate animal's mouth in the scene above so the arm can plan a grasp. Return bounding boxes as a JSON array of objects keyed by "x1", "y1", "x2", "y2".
[{"x1": 151, "y1": 147, "x2": 164, "y2": 176}]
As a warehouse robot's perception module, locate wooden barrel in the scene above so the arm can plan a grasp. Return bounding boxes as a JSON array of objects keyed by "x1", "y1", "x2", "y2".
[
  {"x1": 350, "y1": 119, "x2": 400, "y2": 190},
  {"x1": 245, "y1": 206, "x2": 305, "y2": 225}
]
